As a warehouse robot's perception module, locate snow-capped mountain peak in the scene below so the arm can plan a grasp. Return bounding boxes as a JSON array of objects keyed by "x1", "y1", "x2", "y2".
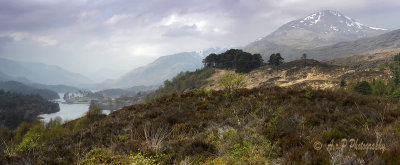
[
  {"x1": 245, "y1": 10, "x2": 391, "y2": 59},
  {"x1": 195, "y1": 47, "x2": 230, "y2": 58},
  {"x1": 282, "y1": 10, "x2": 388, "y2": 33}
]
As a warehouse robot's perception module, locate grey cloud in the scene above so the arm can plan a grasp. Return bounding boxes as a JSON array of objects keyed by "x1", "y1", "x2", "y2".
[
  {"x1": 0, "y1": 1, "x2": 84, "y2": 32},
  {"x1": 0, "y1": 0, "x2": 399, "y2": 82},
  {"x1": 163, "y1": 24, "x2": 199, "y2": 37}
]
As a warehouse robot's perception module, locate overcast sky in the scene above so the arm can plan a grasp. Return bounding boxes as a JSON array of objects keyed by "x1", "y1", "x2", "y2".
[{"x1": 0, "y1": 0, "x2": 399, "y2": 82}]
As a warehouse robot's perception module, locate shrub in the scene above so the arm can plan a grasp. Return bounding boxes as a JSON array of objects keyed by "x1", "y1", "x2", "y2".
[
  {"x1": 371, "y1": 78, "x2": 386, "y2": 96},
  {"x1": 217, "y1": 71, "x2": 248, "y2": 97},
  {"x1": 81, "y1": 148, "x2": 114, "y2": 164},
  {"x1": 73, "y1": 117, "x2": 90, "y2": 132},
  {"x1": 227, "y1": 138, "x2": 271, "y2": 164},
  {"x1": 353, "y1": 81, "x2": 372, "y2": 95},
  {"x1": 321, "y1": 129, "x2": 346, "y2": 142},
  {"x1": 86, "y1": 105, "x2": 104, "y2": 122},
  {"x1": 81, "y1": 148, "x2": 164, "y2": 165},
  {"x1": 129, "y1": 151, "x2": 164, "y2": 165},
  {"x1": 17, "y1": 131, "x2": 41, "y2": 153},
  {"x1": 204, "y1": 157, "x2": 231, "y2": 165}
]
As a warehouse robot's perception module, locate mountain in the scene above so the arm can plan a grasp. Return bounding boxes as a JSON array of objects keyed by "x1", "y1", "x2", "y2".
[
  {"x1": 0, "y1": 71, "x2": 80, "y2": 93},
  {"x1": 109, "y1": 47, "x2": 228, "y2": 88},
  {"x1": 0, "y1": 71, "x2": 31, "y2": 83},
  {"x1": 244, "y1": 10, "x2": 389, "y2": 61},
  {"x1": 0, "y1": 57, "x2": 92, "y2": 86},
  {"x1": 323, "y1": 49, "x2": 400, "y2": 68},
  {"x1": 0, "y1": 81, "x2": 60, "y2": 100},
  {"x1": 303, "y1": 29, "x2": 400, "y2": 60}
]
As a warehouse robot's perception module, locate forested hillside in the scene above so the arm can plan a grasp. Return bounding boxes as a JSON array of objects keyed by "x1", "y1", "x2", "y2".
[
  {"x1": 0, "y1": 90, "x2": 59, "y2": 129},
  {"x1": 0, "y1": 81, "x2": 59, "y2": 100},
  {"x1": 146, "y1": 67, "x2": 215, "y2": 100}
]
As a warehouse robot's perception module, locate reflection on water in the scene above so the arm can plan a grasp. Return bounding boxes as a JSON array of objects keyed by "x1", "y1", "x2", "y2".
[
  {"x1": 39, "y1": 93, "x2": 111, "y2": 122},
  {"x1": 39, "y1": 103, "x2": 90, "y2": 122}
]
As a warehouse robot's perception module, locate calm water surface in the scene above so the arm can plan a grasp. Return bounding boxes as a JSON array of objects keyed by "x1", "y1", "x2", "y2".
[{"x1": 39, "y1": 93, "x2": 90, "y2": 122}]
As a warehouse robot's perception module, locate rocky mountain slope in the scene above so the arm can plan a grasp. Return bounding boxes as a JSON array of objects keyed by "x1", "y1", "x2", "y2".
[
  {"x1": 303, "y1": 29, "x2": 400, "y2": 60},
  {"x1": 244, "y1": 10, "x2": 389, "y2": 61},
  {"x1": 323, "y1": 49, "x2": 400, "y2": 68}
]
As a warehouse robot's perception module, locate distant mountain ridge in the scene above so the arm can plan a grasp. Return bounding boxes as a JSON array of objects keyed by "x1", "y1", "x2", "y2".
[
  {"x1": 0, "y1": 57, "x2": 92, "y2": 86},
  {"x1": 0, "y1": 70, "x2": 81, "y2": 93},
  {"x1": 108, "y1": 47, "x2": 228, "y2": 88},
  {"x1": 244, "y1": 10, "x2": 389, "y2": 61}
]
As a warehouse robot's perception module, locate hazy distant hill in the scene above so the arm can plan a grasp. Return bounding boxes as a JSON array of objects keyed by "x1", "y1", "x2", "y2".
[
  {"x1": 245, "y1": 10, "x2": 389, "y2": 61},
  {"x1": 29, "y1": 83, "x2": 80, "y2": 93},
  {"x1": 303, "y1": 29, "x2": 400, "y2": 60},
  {"x1": 0, "y1": 81, "x2": 60, "y2": 100},
  {"x1": 0, "y1": 70, "x2": 81, "y2": 93},
  {"x1": 0, "y1": 71, "x2": 31, "y2": 83},
  {"x1": 0, "y1": 57, "x2": 92, "y2": 86},
  {"x1": 109, "y1": 48, "x2": 228, "y2": 88}
]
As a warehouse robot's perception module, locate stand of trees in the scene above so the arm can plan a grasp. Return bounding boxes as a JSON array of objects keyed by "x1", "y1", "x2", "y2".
[
  {"x1": 202, "y1": 49, "x2": 264, "y2": 73},
  {"x1": 0, "y1": 90, "x2": 60, "y2": 129},
  {"x1": 268, "y1": 53, "x2": 284, "y2": 66}
]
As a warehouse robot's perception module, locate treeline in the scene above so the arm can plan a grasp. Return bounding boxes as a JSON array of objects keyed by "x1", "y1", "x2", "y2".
[
  {"x1": 92, "y1": 85, "x2": 156, "y2": 98},
  {"x1": 203, "y1": 49, "x2": 264, "y2": 73},
  {"x1": 146, "y1": 68, "x2": 215, "y2": 100},
  {"x1": 0, "y1": 90, "x2": 60, "y2": 129},
  {"x1": 29, "y1": 83, "x2": 80, "y2": 93},
  {"x1": 0, "y1": 81, "x2": 59, "y2": 100}
]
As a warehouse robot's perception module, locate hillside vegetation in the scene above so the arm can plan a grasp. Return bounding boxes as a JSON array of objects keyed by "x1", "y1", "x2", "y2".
[
  {"x1": 1, "y1": 87, "x2": 399, "y2": 164},
  {"x1": 2, "y1": 50, "x2": 400, "y2": 164},
  {"x1": 204, "y1": 57, "x2": 393, "y2": 90},
  {"x1": 146, "y1": 68, "x2": 215, "y2": 100}
]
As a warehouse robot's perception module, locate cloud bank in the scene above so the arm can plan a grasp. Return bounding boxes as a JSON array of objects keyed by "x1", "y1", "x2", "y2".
[{"x1": 0, "y1": 0, "x2": 399, "y2": 81}]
